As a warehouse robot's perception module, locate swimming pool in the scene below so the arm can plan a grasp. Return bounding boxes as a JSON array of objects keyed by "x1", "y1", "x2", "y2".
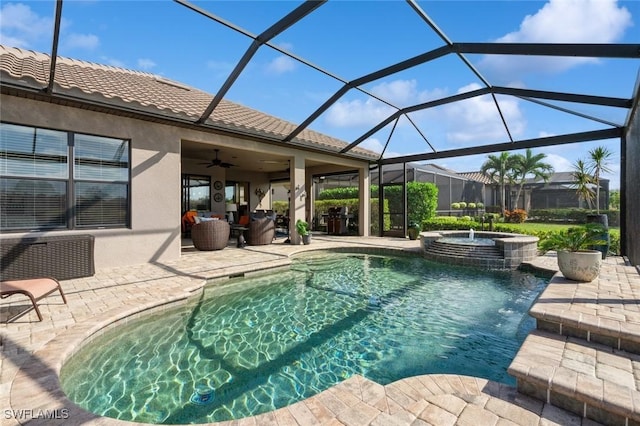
[{"x1": 60, "y1": 252, "x2": 547, "y2": 424}]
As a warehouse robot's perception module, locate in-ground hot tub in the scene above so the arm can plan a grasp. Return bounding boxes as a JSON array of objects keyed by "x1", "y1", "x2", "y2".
[{"x1": 420, "y1": 230, "x2": 539, "y2": 270}]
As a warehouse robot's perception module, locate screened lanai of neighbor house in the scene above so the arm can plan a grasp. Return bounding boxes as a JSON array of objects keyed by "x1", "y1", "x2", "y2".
[{"x1": 1, "y1": 0, "x2": 639, "y2": 269}]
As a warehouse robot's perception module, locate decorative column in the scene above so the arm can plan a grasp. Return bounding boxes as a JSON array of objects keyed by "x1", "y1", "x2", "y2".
[
  {"x1": 359, "y1": 166, "x2": 370, "y2": 236},
  {"x1": 289, "y1": 154, "x2": 306, "y2": 245}
]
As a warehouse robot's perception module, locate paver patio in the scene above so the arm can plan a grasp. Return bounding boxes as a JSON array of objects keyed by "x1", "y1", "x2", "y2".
[{"x1": 2, "y1": 234, "x2": 637, "y2": 425}]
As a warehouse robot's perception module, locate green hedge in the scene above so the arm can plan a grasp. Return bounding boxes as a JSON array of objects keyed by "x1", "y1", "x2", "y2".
[
  {"x1": 423, "y1": 217, "x2": 478, "y2": 230},
  {"x1": 528, "y1": 208, "x2": 619, "y2": 226},
  {"x1": 272, "y1": 200, "x2": 288, "y2": 214},
  {"x1": 492, "y1": 223, "x2": 620, "y2": 255},
  {"x1": 317, "y1": 187, "x2": 362, "y2": 200}
]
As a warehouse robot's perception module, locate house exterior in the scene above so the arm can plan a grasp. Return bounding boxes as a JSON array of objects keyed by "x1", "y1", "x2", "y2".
[
  {"x1": 0, "y1": 46, "x2": 376, "y2": 269},
  {"x1": 458, "y1": 171, "x2": 610, "y2": 213},
  {"x1": 522, "y1": 171, "x2": 609, "y2": 211}
]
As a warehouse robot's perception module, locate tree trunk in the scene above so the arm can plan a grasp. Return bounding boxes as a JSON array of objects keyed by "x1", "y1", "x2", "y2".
[{"x1": 514, "y1": 183, "x2": 524, "y2": 210}]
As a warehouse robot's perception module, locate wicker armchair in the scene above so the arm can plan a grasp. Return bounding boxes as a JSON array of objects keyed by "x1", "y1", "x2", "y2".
[
  {"x1": 246, "y1": 217, "x2": 275, "y2": 246},
  {"x1": 191, "y1": 220, "x2": 230, "y2": 251}
]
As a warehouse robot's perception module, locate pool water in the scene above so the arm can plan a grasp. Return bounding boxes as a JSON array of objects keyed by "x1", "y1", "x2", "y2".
[
  {"x1": 60, "y1": 252, "x2": 547, "y2": 424},
  {"x1": 438, "y1": 237, "x2": 496, "y2": 246}
]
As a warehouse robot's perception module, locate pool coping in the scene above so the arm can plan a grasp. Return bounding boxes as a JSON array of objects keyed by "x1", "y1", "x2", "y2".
[{"x1": 3, "y1": 235, "x2": 625, "y2": 425}]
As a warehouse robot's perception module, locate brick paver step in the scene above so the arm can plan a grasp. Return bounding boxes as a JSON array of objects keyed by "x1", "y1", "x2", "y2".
[
  {"x1": 529, "y1": 272, "x2": 640, "y2": 355},
  {"x1": 508, "y1": 329, "x2": 640, "y2": 426}
]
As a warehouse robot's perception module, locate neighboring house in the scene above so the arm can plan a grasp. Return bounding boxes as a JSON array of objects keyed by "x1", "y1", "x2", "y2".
[
  {"x1": 522, "y1": 171, "x2": 609, "y2": 211},
  {"x1": 0, "y1": 46, "x2": 377, "y2": 269},
  {"x1": 459, "y1": 170, "x2": 610, "y2": 212}
]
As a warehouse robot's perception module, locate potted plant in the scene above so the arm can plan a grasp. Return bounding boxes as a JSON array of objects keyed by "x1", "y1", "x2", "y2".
[
  {"x1": 539, "y1": 223, "x2": 607, "y2": 282},
  {"x1": 407, "y1": 221, "x2": 420, "y2": 240},
  {"x1": 296, "y1": 219, "x2": 311, "y2": 245}
]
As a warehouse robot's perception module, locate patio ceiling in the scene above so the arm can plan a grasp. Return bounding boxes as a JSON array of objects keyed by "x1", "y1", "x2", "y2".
[{"x1": 39, "y1": 0, "x2": 640, "y2": 167}]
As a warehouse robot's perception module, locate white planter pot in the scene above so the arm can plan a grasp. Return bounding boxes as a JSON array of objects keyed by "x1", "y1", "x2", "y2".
[{"x1": 557, "y1": 250, "x2": 602, "y2": 282}]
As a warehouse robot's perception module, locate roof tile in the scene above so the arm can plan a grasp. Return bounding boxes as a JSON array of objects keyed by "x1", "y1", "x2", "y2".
[{"x1": 0, "y1": 45, "x2": 377, "y2": 160}]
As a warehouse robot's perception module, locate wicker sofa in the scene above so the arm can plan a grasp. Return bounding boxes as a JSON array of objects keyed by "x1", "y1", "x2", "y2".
[
  {"x1": 191, "y1": 220, "x2": 230, "y2": 251},
  {"x1": 246, "y1": 217, "x2": 275, "y2": 246}
]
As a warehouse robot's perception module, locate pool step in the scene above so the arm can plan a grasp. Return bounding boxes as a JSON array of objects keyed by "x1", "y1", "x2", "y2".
[
  {"x1": 508, "y1": 329, "x2": 640, "y2": 426},
  {"x1": 508, "y1": 267, "x2": 640, "y2": 426},
  {"x1": 528, "y1": 278, "x2": 640, "y2": 355}
]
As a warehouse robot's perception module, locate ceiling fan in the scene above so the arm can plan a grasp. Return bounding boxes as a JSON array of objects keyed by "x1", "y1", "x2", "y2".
[{"x1": 199, "y1": 149, "x2": 235, "y2": 168}]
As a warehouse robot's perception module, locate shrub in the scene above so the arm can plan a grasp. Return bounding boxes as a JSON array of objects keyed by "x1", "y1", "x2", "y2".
[
  {"x1": 460, "y1": 215, "x2": 472, "y2": 221},
  {"x1": 476, "y1": 202, "x2": 484, "y2": 209},
  {"x1": 407, "y1": 181, "x2": 438, "y2": 224},
  {"x1": 451, "y1": 202, "x2": 461, "y2": 209},
  {"x1": 528, "y1": 208, "x2": 619, "y2": 226},
  {"x1": 467, "y1": 202, "x2": 476, "y2": 209},
  {"x1": 272, "y1": 200, "x2": 288, "y2": 214},
  {"x1": 538, "y1": 224, "x2": 607, "y2": 253},
  {"x1": 424, "y1": 217, "x2": 477, "y2": 231},
  {"x1": 435, "y1": 216, "x2": 459, "y2": 223},
  {"x1": 505, "y1": 209, "x2": 527, "y2": 223},
  {"x1": 609, "y1": 231, "x2": 620, "y2": 255},
  {"x1": 317, "y1": 187, "x2": 360, "y2": 200},
  {"x1": 458, "y1": 202, "x2": 467, "y2": 209}
]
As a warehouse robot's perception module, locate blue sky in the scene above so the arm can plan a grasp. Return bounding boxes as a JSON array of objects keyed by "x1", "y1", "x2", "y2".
[{"x1": 1, "y1": 0, "x2": 638, "y2": 189}]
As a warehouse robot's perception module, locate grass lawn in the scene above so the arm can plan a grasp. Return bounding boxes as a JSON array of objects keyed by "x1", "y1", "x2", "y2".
[{"x1": 504, "y1": 222, "x2": 619, "y2": 235}]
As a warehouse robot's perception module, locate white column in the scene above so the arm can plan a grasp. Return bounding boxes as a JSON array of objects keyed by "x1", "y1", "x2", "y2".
[
  {"x1": 359, "y1": 166, "x2": 370, "y2": 236},
  {"x1": 289, "y1": 154, "x2": 306, "y2": 245}
]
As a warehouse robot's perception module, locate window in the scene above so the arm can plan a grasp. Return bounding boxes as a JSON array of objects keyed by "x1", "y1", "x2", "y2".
[
  {"x1": 181, "y1": 174, "x2": 210, "y2": 212},
  {"x1": 0, "y1": 123, "x2": 130, "y2": 231}
]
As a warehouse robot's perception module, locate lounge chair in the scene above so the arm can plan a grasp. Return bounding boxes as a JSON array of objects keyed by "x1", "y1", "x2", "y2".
[{"x1": 1, "y1": 277, "x2": 68, "y2": 321}]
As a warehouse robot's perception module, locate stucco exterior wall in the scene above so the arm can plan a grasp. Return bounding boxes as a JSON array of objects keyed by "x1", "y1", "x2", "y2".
[
  {"x1": 1, "y1": 95, "x2": 183, "y2": 269},
  {"x1": 1, "y1": 95, "x2": 371, "y2": 268}
]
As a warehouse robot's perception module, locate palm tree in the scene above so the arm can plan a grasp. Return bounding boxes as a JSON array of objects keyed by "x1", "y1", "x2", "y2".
[
  {"x1": 572, "y1": 159, "x2": 595, "y2": 209},
  {"x1": 587, "y1": 146, "x2": 612, "y2": 214},
  {"x1": 481, "y1": 152, "x2": 518, "y2": 215},
  {"x1": 512, "y1": 149, "x2": 554, "y2": 211}
]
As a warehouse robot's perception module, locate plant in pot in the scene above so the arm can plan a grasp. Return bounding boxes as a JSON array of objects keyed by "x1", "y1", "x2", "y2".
[
  {"x1": 407, "y1": 221, "x2": 421, "y2": 240},
  {"x1": 296, "y1": 219, "x2": 311, "y2": 245},
  {"x1": 538, "y1": 223, "x2": 607, "y2": 282}
]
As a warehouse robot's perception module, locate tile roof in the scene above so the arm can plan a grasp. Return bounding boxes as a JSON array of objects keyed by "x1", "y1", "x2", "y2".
[
  {"x1": 0, "y1": 45, "x2": 378, "y2": 160},
  {"x1": 457, "y1": 171, "x2": 495, "y2": 184}
]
